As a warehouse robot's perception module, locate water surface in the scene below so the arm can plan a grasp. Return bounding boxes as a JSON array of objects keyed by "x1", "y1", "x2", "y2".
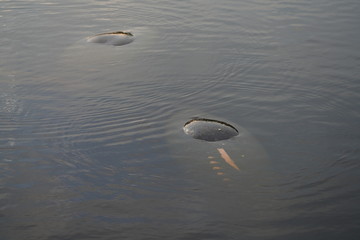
[{"x1": 1, "y1": 0, "x2": 360, "y2": 239}]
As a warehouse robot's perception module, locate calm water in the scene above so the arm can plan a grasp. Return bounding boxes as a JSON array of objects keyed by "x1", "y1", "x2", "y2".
[{"x1": 1, "y1": 0, "x2": 360, "y2": 239}]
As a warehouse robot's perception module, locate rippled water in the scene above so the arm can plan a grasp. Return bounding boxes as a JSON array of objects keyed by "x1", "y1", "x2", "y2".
[{"x1": 1, "y1": 0, "x2": 360, "y2": 239}]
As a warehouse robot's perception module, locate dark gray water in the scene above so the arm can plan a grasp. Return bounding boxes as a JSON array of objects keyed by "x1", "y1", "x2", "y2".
[{"x1": 1, "y1": 0, "x2": 360, "y2": 239}]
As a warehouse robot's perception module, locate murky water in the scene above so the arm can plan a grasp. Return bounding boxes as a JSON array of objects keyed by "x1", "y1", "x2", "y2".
[{"x1": 1, "y1": 0, "x2": 360, "y2": 239}]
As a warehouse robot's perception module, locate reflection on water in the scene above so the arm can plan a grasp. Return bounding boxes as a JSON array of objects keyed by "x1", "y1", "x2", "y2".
[{"x1": 1, "y1": 0, "x2": 360, "y2": 239}]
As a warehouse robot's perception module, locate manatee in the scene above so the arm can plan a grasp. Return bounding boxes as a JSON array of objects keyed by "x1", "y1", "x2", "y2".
[
  {"x1": 165, "y1": 109, "x2": 278, "y2": 227},
  {"x1": 166, "y1": 110, "x2": 271, "y2": 176},
  {"x1": 183, "y1": 118, "x2": 239, "y2": 142},
  {"x1": 86, "y1": 31, "x2": 135, "y2": 46}
]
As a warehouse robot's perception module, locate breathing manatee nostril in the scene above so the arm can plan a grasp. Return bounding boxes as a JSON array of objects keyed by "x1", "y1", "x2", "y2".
[{"x1": 183, "y1": 118, "x2": 238, "y2": 142}]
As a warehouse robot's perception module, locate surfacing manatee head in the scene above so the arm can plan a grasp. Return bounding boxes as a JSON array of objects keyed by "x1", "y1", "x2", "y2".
[
  {"x1": 183, "y1": 118, "x2": 239, "y2": 142},
  {"x1": 86, "y1": 31, "x2": 135, "y2": 46}
]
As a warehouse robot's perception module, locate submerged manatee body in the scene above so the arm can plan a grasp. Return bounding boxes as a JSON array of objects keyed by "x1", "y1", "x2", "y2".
[
  {"x1": 166, "y1": 109, "x2": 275, "y2": 213},
  {"x1": 167, "y1": 110, "x2": 277, "y2": 227},
  {"x1": 86, "y1": 31, "x2": 135, "y2": 46},
  {"x1": 167, "y1": 110, "x2": 270, "y2": 174},
  {"x1": 60, "y1": 27, "x2": 156, "y2": 70}
]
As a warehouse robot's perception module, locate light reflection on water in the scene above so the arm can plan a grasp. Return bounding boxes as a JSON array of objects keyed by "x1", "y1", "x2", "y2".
[{"x1": 1, "y1": 0, "x2": 360, "y2": 239}]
